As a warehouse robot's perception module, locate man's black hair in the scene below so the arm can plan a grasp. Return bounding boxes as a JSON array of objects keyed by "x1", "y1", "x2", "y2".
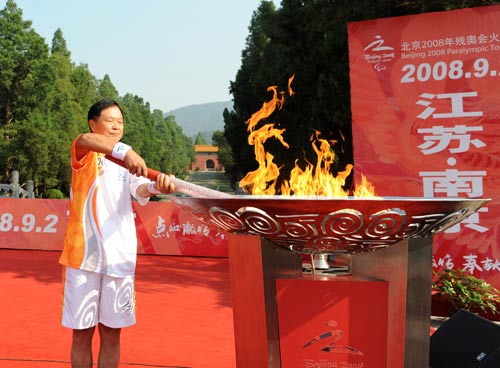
[{"x1": 87, "y1": 98, "x2": 124, "y2": 122}]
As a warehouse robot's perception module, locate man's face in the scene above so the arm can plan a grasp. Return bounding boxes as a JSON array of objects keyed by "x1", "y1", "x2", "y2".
[{"x1": 89, "y1": 105, "x2": 124, "y2": 143}]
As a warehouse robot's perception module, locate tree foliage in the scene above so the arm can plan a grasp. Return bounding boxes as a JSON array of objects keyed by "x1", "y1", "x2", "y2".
[
  {"x1": 0, "y1": 0, "x2": 193, "y2": 197},
  {"x1": 212, "y1": 129, "x2": 237, "y2": 188},
  {"x1": 224, "y1": 0, "x2": 500, "y2": 188},
  {"x1": 194, "y1": 132, "x2": 207, "y2": 145}
]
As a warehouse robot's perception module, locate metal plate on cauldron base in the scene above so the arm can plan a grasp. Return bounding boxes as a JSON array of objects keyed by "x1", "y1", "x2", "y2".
[{"x1": 168, "y1": 195, "x2": 489, "y2": 254}]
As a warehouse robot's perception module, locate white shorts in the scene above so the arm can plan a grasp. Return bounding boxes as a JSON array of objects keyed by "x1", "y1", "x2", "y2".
[{"x1": 61, "y1": 267, "x2": 136, "y2": 330}]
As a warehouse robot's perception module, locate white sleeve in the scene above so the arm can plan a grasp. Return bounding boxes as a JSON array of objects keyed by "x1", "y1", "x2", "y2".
[{"x1": 130, "y1": 174, "x2": 151, "y2": 206}]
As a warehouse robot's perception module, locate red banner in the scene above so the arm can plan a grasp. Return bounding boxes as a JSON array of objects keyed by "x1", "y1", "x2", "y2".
[
  {"x1": 348, "y1": 6, "x2": 500, "y2": 287},
  {"x1": 0, "y1": 198, "x2": 228, "y2": 257}
]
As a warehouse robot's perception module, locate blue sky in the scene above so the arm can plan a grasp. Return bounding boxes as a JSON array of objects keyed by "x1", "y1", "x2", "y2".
[{"x1": 3, "y1": 0, "x2": 279, "y2": 112}]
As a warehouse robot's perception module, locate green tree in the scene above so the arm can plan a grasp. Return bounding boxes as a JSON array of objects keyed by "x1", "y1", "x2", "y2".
[
  {"x1": 154, "y1": 114, "x2": 175, "y2": 174},
  {"x1": 213, "y1": 129, "x2": 237, "y2": 185},
  {"x1": 47, "y1": 28, "x2": 81, "y2": 195},
  {"x1": 120, "y1": 93, "x2": 149, "y2": 155},
  {"x1": 51, "y1": 28, "x2": 70, "y2": 58},
  {"x1": 98, "y1": 74, "x2": 119, "y2": 100},
  {"x1": 0, "y1": 0, "x2": 58, "y2": 193},
  {"x1": 194, "y1": 132, "x2": 206, "y2": 145},
  {"x1": 147, "y1": 109, "x2": 169, "y2": 170},
  {"x1": 0, "y1": 0, "x2": 53, "y2": 124},
  {"x1": 168, "y1": 121, "x2": 195, "y2": 178},
  {"x1": 70, "y1": 63, "x2": 98, "y2": 131}
]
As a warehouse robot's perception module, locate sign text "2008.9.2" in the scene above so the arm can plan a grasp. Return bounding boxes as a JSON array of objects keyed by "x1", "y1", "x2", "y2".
[{"x1": 0, "y1": 212, "x2": 59, "y2": 233}]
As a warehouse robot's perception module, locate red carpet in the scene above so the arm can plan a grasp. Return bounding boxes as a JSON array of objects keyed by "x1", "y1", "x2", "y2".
[{"x1": 0, "y1": 249, "x2": 235, "y2": 367}]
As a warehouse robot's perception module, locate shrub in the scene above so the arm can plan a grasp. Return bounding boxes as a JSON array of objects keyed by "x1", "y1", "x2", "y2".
[
  {"x1": 44, "y1": 189, "x2": 65, "y2": 199},
  {"x1": 432, "y1": 268, "x2": 500, "y2": 314}
]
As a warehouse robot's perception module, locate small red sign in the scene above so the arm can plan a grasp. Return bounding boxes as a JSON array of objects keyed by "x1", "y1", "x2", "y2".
[{"x1": 276, "y1": 276, "x2": 388, "y2": 368}]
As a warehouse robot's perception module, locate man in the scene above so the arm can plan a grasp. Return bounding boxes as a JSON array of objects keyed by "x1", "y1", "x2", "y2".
[{"x1": 59, "y1": 99, "x2": 174, "y2": 367}]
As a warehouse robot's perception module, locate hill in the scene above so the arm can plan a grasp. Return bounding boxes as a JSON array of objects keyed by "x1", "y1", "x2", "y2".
[{"x1": 165, "y1": 101, "x2": 233, "y2": 143}]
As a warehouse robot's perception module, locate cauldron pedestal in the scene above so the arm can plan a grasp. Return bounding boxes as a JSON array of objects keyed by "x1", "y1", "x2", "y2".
[{"x1": 228, "y1": 233, "x2": 433, "y2": 368}]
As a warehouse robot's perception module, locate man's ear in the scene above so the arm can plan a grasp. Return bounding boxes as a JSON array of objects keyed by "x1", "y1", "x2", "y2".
[{"x1": 89, "y1": 119, "x2": 96, "y2": 132}]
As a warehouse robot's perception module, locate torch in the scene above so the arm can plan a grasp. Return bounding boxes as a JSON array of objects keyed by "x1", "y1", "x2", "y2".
[{"x1": 106, "y1": 156, "x2": 232, "y2": 199}]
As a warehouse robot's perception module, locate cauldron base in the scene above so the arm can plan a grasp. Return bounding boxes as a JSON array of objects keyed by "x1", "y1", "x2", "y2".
[{"x1": 228, "y1": 233, "x2": 432, "y2": 368}]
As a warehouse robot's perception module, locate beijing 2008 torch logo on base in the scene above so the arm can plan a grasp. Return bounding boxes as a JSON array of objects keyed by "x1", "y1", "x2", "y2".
[{"x1": 302, "y1": 319, "x2": 365, "y2": 368}]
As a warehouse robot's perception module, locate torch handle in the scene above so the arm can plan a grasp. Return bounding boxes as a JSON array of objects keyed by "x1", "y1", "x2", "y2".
[
  {"x1": 105, "y1": 155, "x2": 231, "y2": 199},
  {"x1": 170, "y1": 176, "x2": 232, "y2": 198}
]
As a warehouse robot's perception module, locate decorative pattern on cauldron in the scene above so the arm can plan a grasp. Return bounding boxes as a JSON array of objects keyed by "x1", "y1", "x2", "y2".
[{"x1": 169, "y1": 196, "x2": 489, "y2": 254}]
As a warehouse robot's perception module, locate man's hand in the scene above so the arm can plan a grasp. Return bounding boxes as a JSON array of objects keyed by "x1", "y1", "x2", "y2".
[
  {"x1": 154, "y1": 173, "x2": 176, "y2": 194},
  {"x1": 123, "y1": 150, "x2": 148, "y2": 177}
]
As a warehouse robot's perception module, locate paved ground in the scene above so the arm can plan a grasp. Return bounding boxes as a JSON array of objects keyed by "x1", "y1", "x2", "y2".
[{"x1": 184, "y1": 170, "x2": 234, "y2": 193}]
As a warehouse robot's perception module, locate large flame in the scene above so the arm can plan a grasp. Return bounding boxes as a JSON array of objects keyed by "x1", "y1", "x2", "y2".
[
  {"x1": 238, "y1": 82, "x2": 290, "y2": 195},
  {"x1": 239, "y1": 75, "x2": 376, "y2": 198}
]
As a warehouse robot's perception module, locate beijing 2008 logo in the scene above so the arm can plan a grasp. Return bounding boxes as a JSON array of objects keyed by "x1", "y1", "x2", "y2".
[
  {"x1": 363, "y1": 35, "x2": 396, "y2": 71},
  {"x1": 301, "y1": 320, "x2": 365, "y2": 367}
]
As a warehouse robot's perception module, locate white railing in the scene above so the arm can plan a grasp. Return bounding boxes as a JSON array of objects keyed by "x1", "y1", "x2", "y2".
[{"x1": 0, "y1": 171, "x2": 34, "y2": 198}]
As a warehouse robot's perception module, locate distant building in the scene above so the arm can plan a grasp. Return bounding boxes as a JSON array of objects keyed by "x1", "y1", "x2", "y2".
[{"x1": 190, "y1": 144, "x2": 223, "y2": 171}]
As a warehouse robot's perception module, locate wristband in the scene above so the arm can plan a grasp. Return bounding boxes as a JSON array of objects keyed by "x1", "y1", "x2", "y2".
[
  {"x1": 111, "y1": 142, "x2": 132, "y2": 161},
  {"x1": 148, "y1": 181, "x2": 162, "y2": 195}
]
